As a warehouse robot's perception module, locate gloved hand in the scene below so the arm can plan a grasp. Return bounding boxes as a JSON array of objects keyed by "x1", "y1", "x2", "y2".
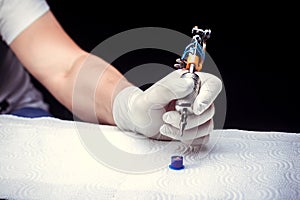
[{"x1": 113, "y1": 69, "x2": 222, "y2": 145}]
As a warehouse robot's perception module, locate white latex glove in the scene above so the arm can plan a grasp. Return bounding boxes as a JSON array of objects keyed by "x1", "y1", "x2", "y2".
[{"x1": 113, "y1": 69, "x2": 222, "y2": 145}]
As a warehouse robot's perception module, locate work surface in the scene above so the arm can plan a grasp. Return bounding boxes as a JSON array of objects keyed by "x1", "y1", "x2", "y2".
[{"x1": 0, "y1": 115, "x2": 299, "y2": 200}]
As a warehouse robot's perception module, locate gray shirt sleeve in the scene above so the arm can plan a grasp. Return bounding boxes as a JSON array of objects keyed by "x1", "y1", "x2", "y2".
[
  {"x1": 0, "y1": 0, "x2": 50, "y2": 113},
  {"x1": 0, "y1": 0, "x2": 49, "y2": 44}
]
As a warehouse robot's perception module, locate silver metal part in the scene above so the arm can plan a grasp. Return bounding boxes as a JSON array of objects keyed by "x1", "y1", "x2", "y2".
[
  {"x1": 192, "y1": 27, "x2": 211, "y2": 45},
  {"x1": 179, "y1": 108, "x2": 188, "y2": 135},
  {"x1": 175, "y1": 71, "x2": 201, "y2": 136}
]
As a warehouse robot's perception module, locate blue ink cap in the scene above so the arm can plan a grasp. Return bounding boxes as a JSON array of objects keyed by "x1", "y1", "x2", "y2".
[{"x1": 169, "y1": 155, "x2": 184, "y2": 170}]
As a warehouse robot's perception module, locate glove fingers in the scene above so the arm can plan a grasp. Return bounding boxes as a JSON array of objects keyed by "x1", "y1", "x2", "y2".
[
  {"x1": 193, "y1": 72, "x2": 222, "y2": 115},
  {"x1": 160, "y1": 119, "x2": 213, "y2": 141},
  {"x1": 144, "y1": 76, "x2": 193, "y2": 106},
  {"x1": 162, "y1": 104, "x2": 215, "y2": 129},
  {"x1": 156, "y1": 69, "x2": 186, "y2": 80}
]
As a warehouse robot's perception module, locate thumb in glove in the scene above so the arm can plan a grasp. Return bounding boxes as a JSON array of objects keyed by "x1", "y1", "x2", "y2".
[{"x1": 113, "y1": 70, "x2": 194, "y2": 138}]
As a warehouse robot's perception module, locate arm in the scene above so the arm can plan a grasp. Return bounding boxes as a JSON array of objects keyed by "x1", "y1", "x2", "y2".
[
  {"x1": 9, "y1": 10, "x2": 222, "y2": 144},
  {"x1": 10, "y1": 11, "x2": 132, "y2": 124}
]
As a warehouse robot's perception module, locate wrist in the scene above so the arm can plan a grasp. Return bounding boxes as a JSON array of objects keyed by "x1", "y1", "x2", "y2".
[{"x1": 112, "y1": 85, "x2": 142, "y2": 131}]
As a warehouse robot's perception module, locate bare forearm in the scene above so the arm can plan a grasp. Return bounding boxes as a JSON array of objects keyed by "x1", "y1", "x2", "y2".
[
  {"x1": 60, "y1": 53, "x2": 132, "y2": 124},
  {"x1": 9, "y1": 11, "x2": 132, "y2": 124}
]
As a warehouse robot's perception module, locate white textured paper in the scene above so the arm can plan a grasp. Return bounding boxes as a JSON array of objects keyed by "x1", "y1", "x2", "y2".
[{"x1": 0, "y1": 115, "x2": 299, "y2": 200}]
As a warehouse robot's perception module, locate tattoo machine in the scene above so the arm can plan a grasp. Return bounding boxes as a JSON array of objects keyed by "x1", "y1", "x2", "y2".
[{"x1": 174, "y1": 26, "x2": 211, "y2": 136}]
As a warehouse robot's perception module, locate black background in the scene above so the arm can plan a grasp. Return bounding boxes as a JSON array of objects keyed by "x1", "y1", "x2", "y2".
[{"x1": 41, "y1": 1, "x2": 299, "y2": 132}]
